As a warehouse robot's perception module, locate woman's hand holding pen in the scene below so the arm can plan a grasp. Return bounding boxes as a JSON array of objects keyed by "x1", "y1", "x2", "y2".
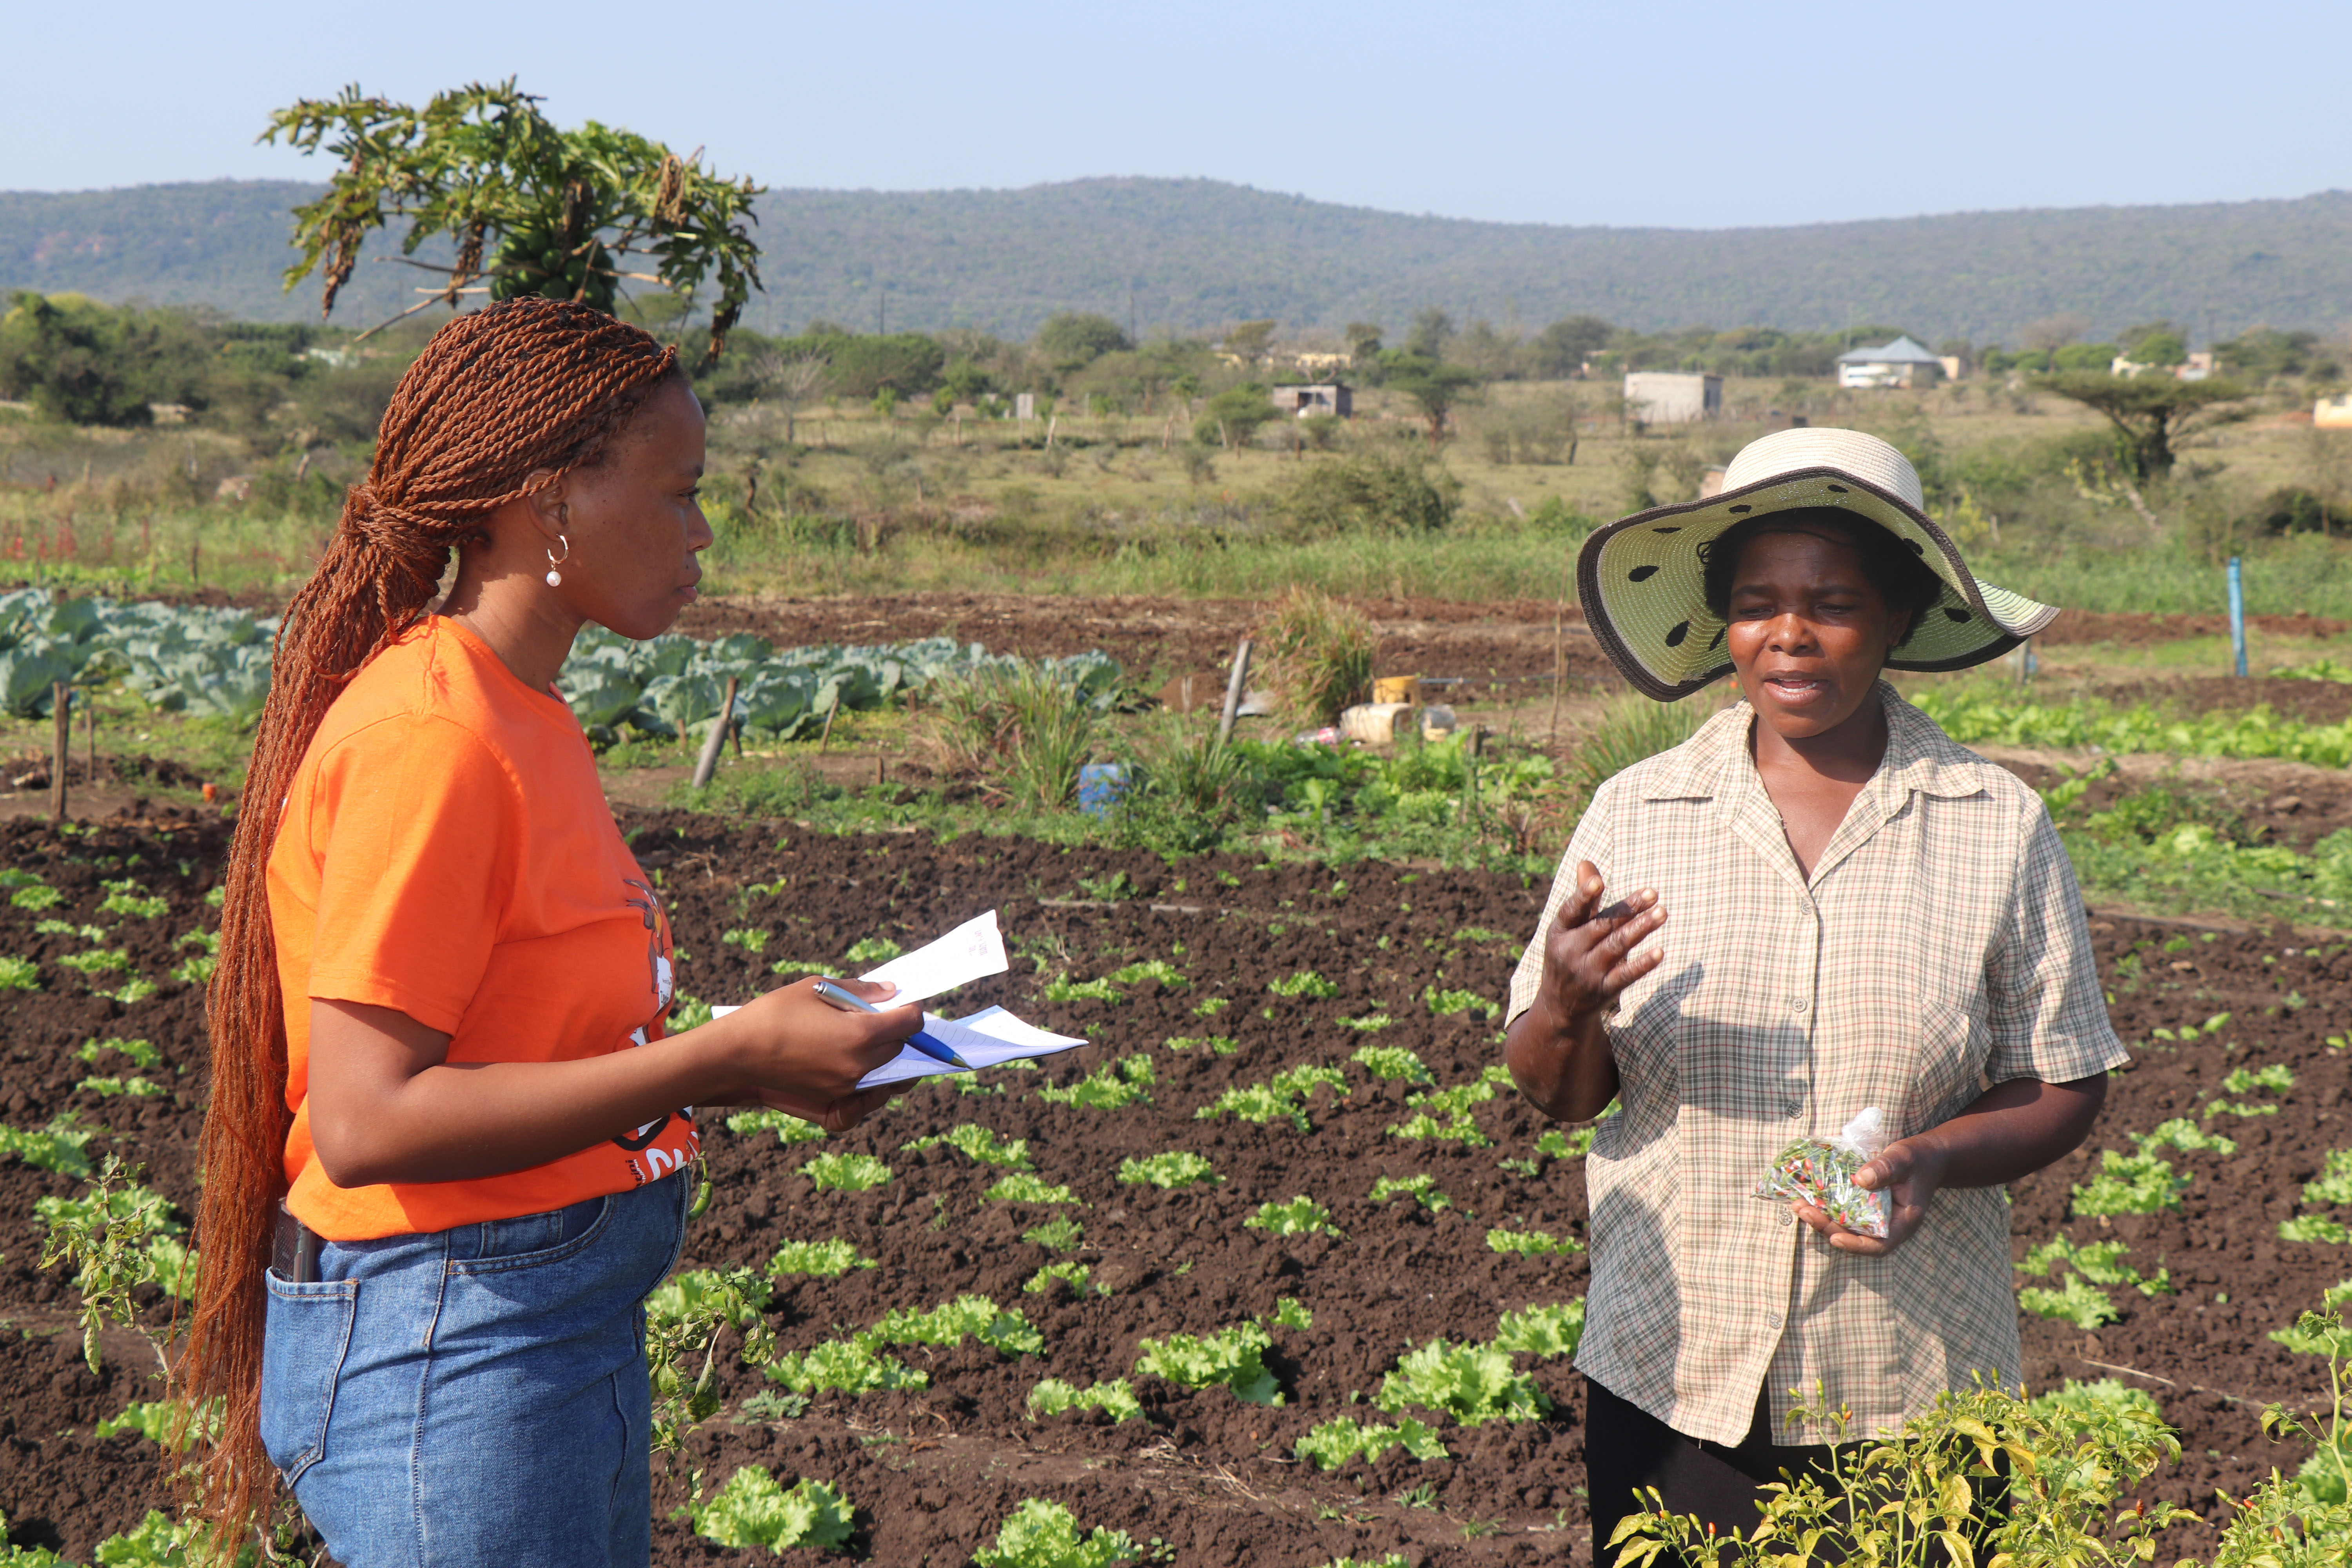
[{"x1": 704, "y1": 975, "x2": 919, "y2": 1132}]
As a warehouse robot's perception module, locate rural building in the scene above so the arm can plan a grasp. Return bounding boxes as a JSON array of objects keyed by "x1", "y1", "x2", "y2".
[
  {"x1": 1291, "y1": 352, "x2": 1353, "y2": 374},
  {"x1": 1270, "y1": 383, "x2": 1352, "y2": 418},
  {"x1": 2318, "y1": 394, "x2": 2352, "y2": 430},
  {"x1": 1835, "y1": 336, "x2": 1945, "y2": 389},
  {"x1": 1622, "y1": 371, "x2": 1722, "y2": 425}
]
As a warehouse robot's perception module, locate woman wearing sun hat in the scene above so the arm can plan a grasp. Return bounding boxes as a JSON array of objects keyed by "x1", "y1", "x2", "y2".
[{"x1": 1500, "y1": 427, "x2": 2128, "y2": 1553}]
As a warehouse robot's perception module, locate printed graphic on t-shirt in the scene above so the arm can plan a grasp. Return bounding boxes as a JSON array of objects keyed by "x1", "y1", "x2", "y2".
[{"x1": 613, "y1": 877, "x2": 699, "y2": 1181}]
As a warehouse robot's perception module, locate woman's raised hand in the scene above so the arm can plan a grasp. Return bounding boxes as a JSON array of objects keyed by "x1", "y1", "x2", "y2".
[
  {"x1": 713, "y1": 976, "x2": 921, "y2": 1133},
  {"x1": 1539, "y1": 861, "x2": 1667, "y2": 1024}
]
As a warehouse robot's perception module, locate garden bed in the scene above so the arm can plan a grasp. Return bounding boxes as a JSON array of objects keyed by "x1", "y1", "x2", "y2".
[{"x1": 0, "y1": 810, "x2": 2347, "y2": 1564}]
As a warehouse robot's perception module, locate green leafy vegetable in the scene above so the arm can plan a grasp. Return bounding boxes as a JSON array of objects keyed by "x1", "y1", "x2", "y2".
[
  {"x1": 1294, "y1": 1415, "x2": 1449, "y2": 1469},
  {"x1": 1116, "y1": 1151, "x2": 1220, "y2": 1189},
  {"x1": 986, "y1": 1173, "x2": 1080, "y2": 1205},
  {"x1": 1370, "y1": 1174, "x2": 1451, "y2": 1211},
  {"x1": 974, "y1": 1499, "x2": 1143, "y2": 1568},
  {"x1": 1027, "y1": 1378, "x2": 1143, "y2": 1423},
  {"x1": 802, "y1": 1152, "x2": 891, "y2": 1192},
  {"x1": 1244, "y1": 1196, "x2": 1341, "y2": 1238},
  {"x1": 767, "y1": 1238, "x2": 876, "y2": 1278},
  {"x1": 904, "y1": 1123, "x2": 1033, "y2": 1167},
  {"x1": 1136, "y1": 1320, "x2": 1282, "y2": 1405},
  {"x1": 688, "y1": 1466, "x2": 855, "y2": 1551},
  {"x1": 1486, "y1": 1227, "x2": 1583, "y2": 1258},
  {"x1": 1349, "y1": 1044, "x2": 1432, "y2": 1083},
  {"x1": 1196, "y1": 1064, "x2": 1348, "y2": 1132}
]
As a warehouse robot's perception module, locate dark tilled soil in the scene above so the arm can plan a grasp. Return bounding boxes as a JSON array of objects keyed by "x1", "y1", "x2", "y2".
[
  {"x1": 2094, "y1": 677, "x2": 2352, "y2": 727},
  {"x1": 0, "y1": 811, "x2": 2347, "y2": 1564}
]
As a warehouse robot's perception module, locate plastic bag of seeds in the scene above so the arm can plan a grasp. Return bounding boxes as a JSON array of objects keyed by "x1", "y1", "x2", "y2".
[{"x1": 1753, "y1": 1107, "x2": 1890, "y2": 1238}]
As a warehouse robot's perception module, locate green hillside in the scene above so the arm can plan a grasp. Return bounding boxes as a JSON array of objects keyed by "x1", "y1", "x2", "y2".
[{"x1": 4, "y1": 175, "x2": 2348, "y2": 344}]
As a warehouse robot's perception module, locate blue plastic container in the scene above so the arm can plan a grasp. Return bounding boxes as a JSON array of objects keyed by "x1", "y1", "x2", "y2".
[{"x1": 1076, "y1": 762, "x2": 1130, "y2": 818}]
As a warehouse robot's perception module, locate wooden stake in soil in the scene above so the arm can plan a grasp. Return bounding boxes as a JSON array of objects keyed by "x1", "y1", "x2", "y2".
[
  {"x1": 690, "y1": 675, "x2": 739, "y2": 790},
  {"x1": 1216, "y1": 638, "x2": 1254, "y2": 746},
  {"x1": 85, "y1": 701, "x2": 96, "y2": 788},
  {"x1": 49, "y1": 683, "x2": 69, "y2": 822}
]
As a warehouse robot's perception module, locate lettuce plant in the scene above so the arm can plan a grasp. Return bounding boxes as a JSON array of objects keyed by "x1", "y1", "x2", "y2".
[
  {"x1": 688, "y1": 1466, "x2": 854, "y2": 1551},
  {"x1": 1244, "y1": 1196, "x2": 1340, "y2": 1238},
  {"x1": 1196, "y1": 1065, "x2": 1347, "y2": 1132},
  {"x1": 987, "y1": 1173, "x2": 1080, "y2": 1205},
  {"x1": 1116, "y1": 1151, "x2": 1220, "y2": 1189},
  {"x1": 1027, "y1": 1378, "x2": 1142, "y2": 1422},
  {"x1": 1136, "y1": 1321, "x2": 1282, "y2": 1405},
  {"x1": 767, "y1": 1238, "x2": 876, "y2": 1278},
  {"x1": 974, "y1": 1499, "x2": 1142, "y2": 1568},
  {"x1": 1037, "y1": 1055, "x2": 1154, "y2": 1109},
  {"x1": 1486, "y1": 1227, "x2": 1583, "y2": 1257},
  {"x1": 1370, "y1": 1174, "x2": 1451, "y2": 1211},
  {"x1": 803, "y1": 1152, "x2": 891, "y2": 1192},
  {"x1": 727, "y1": 1107, "x2": 824, "y2": 1145},
  {"x1": 1294, "y1": 1415, "x2": 1448, "y2": 1469},
  {"x1": 904, "y1": 1122, "x2": 1033, "y2": 1168}
]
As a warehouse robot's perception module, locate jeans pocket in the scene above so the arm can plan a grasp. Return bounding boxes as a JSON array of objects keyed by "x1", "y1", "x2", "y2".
[
  {"x1": 261, "y1": 1272, "x2": 358, "y2": 1485},
  {"x1": 450, "y1": 1196, "x2": 614, "y2": 1278}
]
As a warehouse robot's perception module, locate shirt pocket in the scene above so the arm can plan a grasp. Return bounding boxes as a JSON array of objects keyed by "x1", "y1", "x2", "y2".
[
  {"x1": 1898, "y1": 995, "x2": 1985, "y2": 1136},
  {"x1": 261, "y1": 1274, "x2": 359, "y2": 1485}
]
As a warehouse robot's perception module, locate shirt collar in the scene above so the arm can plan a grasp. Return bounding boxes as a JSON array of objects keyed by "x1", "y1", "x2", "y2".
[{"x1": 1637, "y1": 682, "x2": 1990, "y2": 804}]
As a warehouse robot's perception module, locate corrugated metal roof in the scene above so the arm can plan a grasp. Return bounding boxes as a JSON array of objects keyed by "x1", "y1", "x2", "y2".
[{"x1": 1834, "y1": 334, "x2": 1942, "y2": 364}]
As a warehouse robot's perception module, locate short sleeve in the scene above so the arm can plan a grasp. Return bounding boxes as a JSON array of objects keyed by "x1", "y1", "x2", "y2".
[
  {"x1": 1505, "y1": 778, "x2": 1620, "y2": 1029},
  {"x1": 299, "y1": 714, "x2": 522, "y2": 1036},
  {"x1": 1983, "y1": 802, "x2": 2129, "y2": 1085}
]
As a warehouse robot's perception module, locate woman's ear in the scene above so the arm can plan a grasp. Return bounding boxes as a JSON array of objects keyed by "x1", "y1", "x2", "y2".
[{"x1": 518, "y1": 469, "x2": 568, "y2": 548}]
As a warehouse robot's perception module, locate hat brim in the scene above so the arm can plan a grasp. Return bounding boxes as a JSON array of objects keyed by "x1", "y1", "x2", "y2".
[{"x1": 1577, "y1": 466, "x2": 2058, "y2": 701}]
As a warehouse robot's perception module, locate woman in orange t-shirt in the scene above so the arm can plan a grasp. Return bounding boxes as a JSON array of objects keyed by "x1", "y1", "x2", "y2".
[{"x1": 180, "y1": 298, "x2": 920, "y2": 1565}]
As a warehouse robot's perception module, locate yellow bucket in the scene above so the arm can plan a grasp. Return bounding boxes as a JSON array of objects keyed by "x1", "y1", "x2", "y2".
[{"x1": 1372, "y1": 675, "x2": 1421, "y2": 705}]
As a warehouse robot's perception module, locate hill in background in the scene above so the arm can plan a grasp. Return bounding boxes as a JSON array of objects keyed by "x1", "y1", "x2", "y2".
[{"x1": 4, "y1": 175, "x2": 2348, "y2": 345}]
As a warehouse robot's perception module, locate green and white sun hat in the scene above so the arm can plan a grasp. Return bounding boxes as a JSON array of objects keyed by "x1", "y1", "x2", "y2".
[{"x1": 1577, "y1": 426, "x2": 2059, "y2": 701}]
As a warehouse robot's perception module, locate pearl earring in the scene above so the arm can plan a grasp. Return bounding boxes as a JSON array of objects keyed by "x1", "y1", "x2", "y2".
[{"x1": 544, "y1": 534, "x2": 570, "y2": 588}]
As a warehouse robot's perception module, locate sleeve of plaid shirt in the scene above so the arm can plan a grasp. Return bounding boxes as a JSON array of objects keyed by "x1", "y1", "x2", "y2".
[{"x1": 1984, "y1": 800, "x2": 2131, "y2": 1086}]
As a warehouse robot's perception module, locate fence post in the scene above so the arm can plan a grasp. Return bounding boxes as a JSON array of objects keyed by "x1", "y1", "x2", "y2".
[
  {"x1": 2227, "y1": 555, "x2": 2248, "y2": 677},
  {"x1": 691, "y1": 675, "x2": 740, "y2": 790},
  {"x1": 1217, "y1": 638, "x2": 1254, "y2": 746},
  {"x1": 50, "y1": 683, "x2": 69, "y2": 822}
]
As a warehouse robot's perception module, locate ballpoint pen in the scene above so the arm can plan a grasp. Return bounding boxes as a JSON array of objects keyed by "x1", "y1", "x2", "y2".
[{"x1": 810, "y1": 978, "x2": 972, "y2": 1070}]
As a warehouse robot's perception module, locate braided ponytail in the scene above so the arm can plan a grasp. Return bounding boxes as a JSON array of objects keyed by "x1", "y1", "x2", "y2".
[{"x1": 182, "y1": 296, "x2": 680, "y2": 1536}]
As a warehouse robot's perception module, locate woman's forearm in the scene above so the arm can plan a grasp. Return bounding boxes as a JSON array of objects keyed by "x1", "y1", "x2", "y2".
[
  {"x1": 1503, "y1": 994, "x2": 1621, "y2": 1124},
  {"x1": 1910, "y1": 1073, "x2": 2108, "y2": 1188},
  {"x1": 307, "y1": 999, "x2": 750, "y2": 1187}
]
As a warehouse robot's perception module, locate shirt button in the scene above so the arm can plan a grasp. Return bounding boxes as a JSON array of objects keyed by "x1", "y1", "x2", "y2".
[
  {"x1": 1778, "y1": 1207, "x2": 1795, "y2": 1226},
  {"x1": 1784, "y1": 1098, "x2": 1803, "y2": 1117},
  {"x1": 1791, "y1": 1000, "x2": 1810, "y2": 1015},
  {"x1": 1765, "y1": 1311, "x2": 1784, "y2": 1328}
]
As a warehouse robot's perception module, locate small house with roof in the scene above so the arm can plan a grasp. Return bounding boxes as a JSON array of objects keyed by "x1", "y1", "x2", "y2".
[{"x1": 1835, "y1": 336, "x2": 1945, "y2": 390}]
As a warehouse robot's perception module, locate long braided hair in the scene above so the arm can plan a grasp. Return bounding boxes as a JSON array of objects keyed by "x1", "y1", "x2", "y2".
[{"x1": 183, "y1": 296, "x2": 680, "y2": 1533}]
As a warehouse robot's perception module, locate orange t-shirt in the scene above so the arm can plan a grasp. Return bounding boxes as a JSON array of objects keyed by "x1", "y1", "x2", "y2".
[{"x1": 270, "y1": 616, "x2": 699, "y2": 1241}]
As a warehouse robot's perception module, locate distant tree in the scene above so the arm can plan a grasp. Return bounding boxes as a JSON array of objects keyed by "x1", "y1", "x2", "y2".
[
  {"x1": 2116, "y1": 321, "x2": 2186, "y2": 365},
  {"x1": 1343, "y1": 321, "x2": 1385, "y2": 365},
  {"x1": 2215, "y1": 326, "x2": 2323, "y2": 381},
  {"x1": 1035, "y1": 312, "x2": 1131, "y2": 371},
  {"x1": 2033, "y1": 372, "x2": 2252, "y2": 478},
  {"x1": 753, "y1": 352, "x2": 828, "y2": 443},
  {"x1": 1379, "y1": 352, "x2": 1483, "y2": 448},
  {"x1": 1222, "y1": 319, "x2": 1277, "y2": 361},
  {"x1": 1197, "y1": 382, "x2": 1279, "y2": 448},
  {"x1": 264, "y1": 79, "x2": 764, "y2": 362},
  {"x1": 1404, "y1": 308, "x2": 1456, "y2": 361},
  {"x1": 2020, "y1": 313, "x2": 2090, "y2": 354},
  {"x1": 1528, "y1": 315, "x2": 1615, "y2": 378},
  {"x1": 0, "y1": 292, "x2": 165, "y2": 425},
  {"x1": 1454, "y1": 319, "x2": 1518, "y2": 379}
]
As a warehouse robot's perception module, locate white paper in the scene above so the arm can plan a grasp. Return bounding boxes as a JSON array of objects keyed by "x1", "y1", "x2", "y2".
[
  {"x1": 858, "y1": 910, "x2": 1007, "y2": 1009},
  {"x1": 857, "y1": 1006, "x2": 1088, "y2": 1090}
]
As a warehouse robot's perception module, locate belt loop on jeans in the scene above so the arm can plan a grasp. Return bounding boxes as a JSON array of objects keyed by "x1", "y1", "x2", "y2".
[{"x1": 272, "y1": 1202, "x2": 324, "y2": 1284}]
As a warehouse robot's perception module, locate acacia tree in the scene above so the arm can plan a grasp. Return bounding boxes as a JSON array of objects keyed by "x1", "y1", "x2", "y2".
[
  {"x1": 264, "y1": 80, "x2": 764, "y2": 363},
  {"x1": 2033, "y1": 372, "x2": 2252, "y2": 479},
  {"x1": 1381, "y1": 354, "x2": 1484, "y2": 448}
]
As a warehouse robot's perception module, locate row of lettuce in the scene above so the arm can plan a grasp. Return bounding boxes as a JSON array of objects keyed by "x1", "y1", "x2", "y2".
[{"x1": 0, "y1": 589, "x2": 1120, "y2": 740}]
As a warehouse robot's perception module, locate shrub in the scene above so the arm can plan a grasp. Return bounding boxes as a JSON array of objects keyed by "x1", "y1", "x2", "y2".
[
  {"x1": 767, "y1": 1238, "x2": 876, "y2": 1278},
  {"x1": 1116, "y1": 1152, "x2": 1220, "y2": 1189},
  {"x1": 1275, "y1": 449, "x2": 1459, "y2": 537},
  {"x1": 802, "y1": 1152, "x2": 891, "y2": 1192},
  {"x1": 974, "y1": 1499, "x2": 1143, "y2": 1568},
  {"x1": 1136, "y1": 1321, "x2": 1282, "y2": 1405},
  {"x1": 921, "y1": 664, "x2": 1101, "y2": 810},
  {"x1": 688, "y1": 1467, "x2": 855, "y2": 1552},
  {"x1": 1258, "y1": 586, "x2": 1375, "y2": 725},
  {"x1": 1027, "y1": 1379, "x2": 1142, "y2": 1423}
]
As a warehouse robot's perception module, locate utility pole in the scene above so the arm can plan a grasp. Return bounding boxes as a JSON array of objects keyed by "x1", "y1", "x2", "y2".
[
  {"x1": 1129, "y1": 283, "x2": 1137, "y2": 345},
  {"x1": 878, "y1": 284, "x2": 886, "y2": 336}
]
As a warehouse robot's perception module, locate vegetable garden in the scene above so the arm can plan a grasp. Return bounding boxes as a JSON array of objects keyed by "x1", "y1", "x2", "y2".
[{"x1": 0, "y1": 799, "x2": 2348, "y2": 1564}]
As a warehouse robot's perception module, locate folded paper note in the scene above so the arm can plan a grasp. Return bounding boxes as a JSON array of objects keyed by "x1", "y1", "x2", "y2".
[{"x1": 858, "y1": 909, "x2": 1007, "y2": 1009}]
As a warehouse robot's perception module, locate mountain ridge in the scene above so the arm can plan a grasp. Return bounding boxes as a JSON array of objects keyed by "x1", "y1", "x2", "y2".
[{"x1": 4, "y1": 175, "x2": 2347, "y2": 345}]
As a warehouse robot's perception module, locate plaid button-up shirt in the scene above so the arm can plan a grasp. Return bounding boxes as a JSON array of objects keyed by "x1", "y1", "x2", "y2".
[{"x1": 1507, "y1": 684, "x2": 2127, "y2": 1445}]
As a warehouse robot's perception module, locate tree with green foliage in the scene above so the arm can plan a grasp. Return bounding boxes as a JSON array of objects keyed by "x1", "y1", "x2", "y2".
[
  {"x1": 1528, "y1": 315, "x2": 1615, "y2": 378},
  {"x1": 1343, "y1": 321, "x2": 1385, "y2": 365},
  {"x1": 0, "y1": 293, "x2": 181, "y2": 426},
  {"x1": 1222, "y1": 319, "x2": 1277, "y2": 361},
  {"x1": 264, "y1": 79, "x2": 764, "y2": 362},
  {"x1": 1198, "y1": 382, "x2": 1280, "y2": 448},
  {"x1": 1034, "y1": 312, "x2": 1130, "y2": 372},
  {"x1": 1404, "y1": 307, "x2": 1455, "y2": 361},
  {"x1": 1380, "y1": 353, "x2": 1484, "y2": 448},
  {"x1": 2032, "y1": 372, "x2": 2253, "y2": 479}
]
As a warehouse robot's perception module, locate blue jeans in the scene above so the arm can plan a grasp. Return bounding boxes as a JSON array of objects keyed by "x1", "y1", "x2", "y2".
[{"x1": 261, "y1": 1175, "x2": 692, "y2": 1568}]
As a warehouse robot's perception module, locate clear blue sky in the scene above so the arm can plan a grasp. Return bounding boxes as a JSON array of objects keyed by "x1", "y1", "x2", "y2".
[{"x1": 10, "y1": 0, "x2": 2345, "y2": 229}]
